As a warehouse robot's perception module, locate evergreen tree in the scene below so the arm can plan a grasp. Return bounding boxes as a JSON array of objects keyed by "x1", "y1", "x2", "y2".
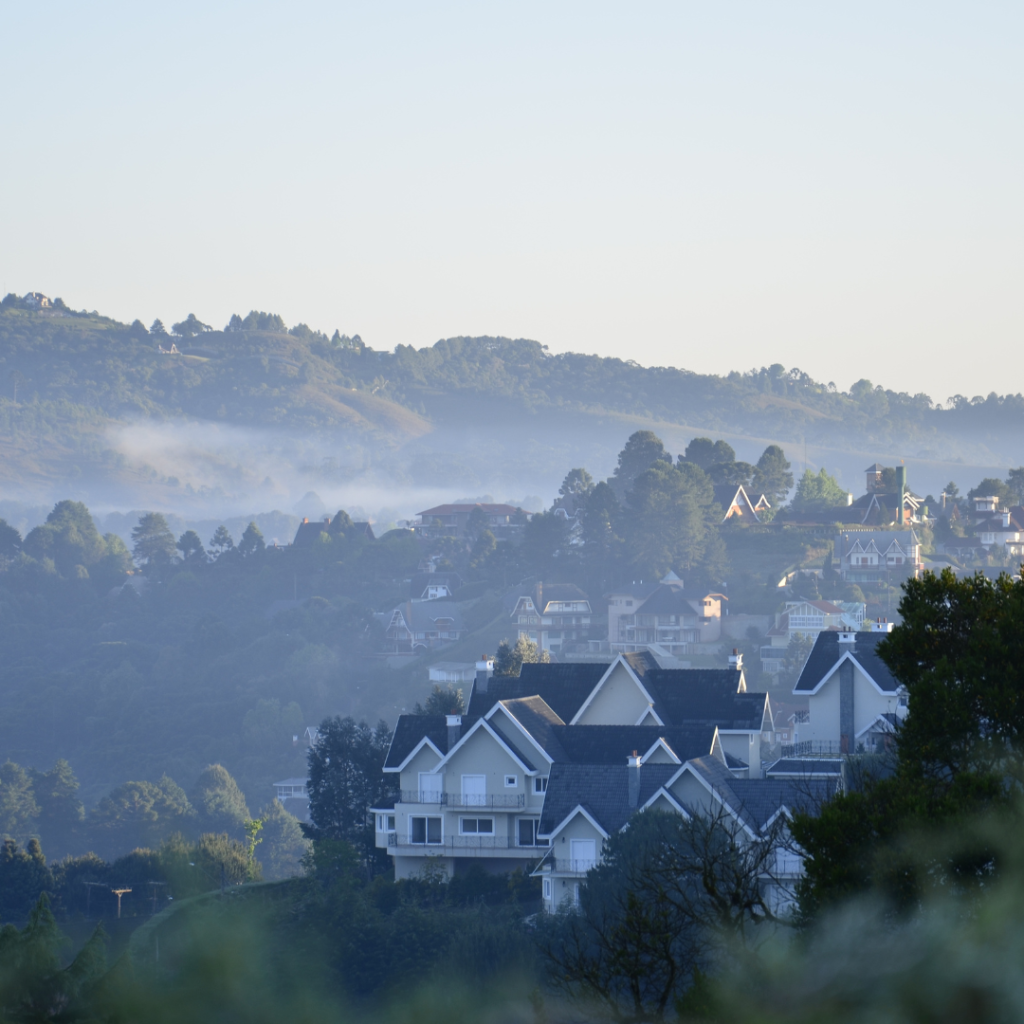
[
  {"x1": 237, "y1": 521, "x2": 265, "y2": 558},
  {"x1": 791, "y1": 467, "x2": 848, "y2": 512},
  {"x1": 131, "y1": 513, "x2": 177, "y2": 574},
  {"x1": 189, "y1": 765, "x2": 250, "y2": 838},
  {"x1": 610, "y1": 431, "x2": 672, "y2": 497},
  {"x1": 493, "y1": 636, "x2": 549, "y2": 677},
  {"x1": 0, "y1": 762, "x2": 40, "y2": 844},
  {"x1": 30, "y1": 761, "x2": 84, "y2": 859},
  {"x1": 752, "y1": 444, "x2": 794, "y2": 505},
  {"x1": 176, "y1": 529, "x2": 206, "y2": 562},
  {"x1": 209, "y1": 525, "x2": 234, "y2": 557}
]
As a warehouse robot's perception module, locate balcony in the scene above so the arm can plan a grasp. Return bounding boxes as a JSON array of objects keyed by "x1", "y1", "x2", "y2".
[
  {"x1": 549, "y1": 857, "x2": 598, "y2": 874},
  {"x1": 388, "y1": 834, "x2": 545, "y2": 852},
  {"x1": 396, "y1": 791, "x2": 526, "y2": 808}
]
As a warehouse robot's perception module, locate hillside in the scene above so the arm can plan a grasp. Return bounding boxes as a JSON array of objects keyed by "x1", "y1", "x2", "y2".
[{"x1": 2, "y1": 295, "x2": 1023, "y2": 515}]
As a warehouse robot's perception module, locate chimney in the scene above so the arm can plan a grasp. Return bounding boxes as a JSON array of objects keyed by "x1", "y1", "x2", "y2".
[
  {"x1": 895, "y1": 465, "x2": 906, "y2": 524},
  {"x1": 1003, "y1": 511, "x2": 1011, "y2": 527},
  {"x1": 627, "y1": 751, "x2": 641, "y2": 808},
  {"x1": 446, "y1": 715, "x2": 462, "y2": 751},
  {"x1": 871, "y1": 619, "x2": 894, "y2": 633},
  {"x1": 475, "y1": 657, "x2": 493, "y2": 694},
  {"x1": 847, "y1": 492, "x2": 854, "y2": 506},
  {"x1": 303, "y1": 517, "x2": 309, "y2": 523},
  {"x1": 838, "y1": 630, "x2": 856, "y2": 644},
  {"x1": 728, "y1": 648, "x2": 743, "y2": 670}
]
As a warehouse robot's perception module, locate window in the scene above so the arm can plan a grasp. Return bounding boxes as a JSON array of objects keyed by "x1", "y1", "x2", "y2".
[
  {"x1": 518, "y1": 818, "x2": 547, "y2": 847},
  {"x1": 460, "y1": 818, "x2": 494, "y2": 834},
  {"x1": 418, "y1": 772, "x2": 442, "y2": 803},
  {"x1": 387, "y1": 815, "x2": 395, "y2": 831},
  {"x1": 410, "y1": 816, "x2": 442, "y2": 845},
  {"x1": 505, "y1": 775, "x2": 517, "y2": 788},
  {"x1": 534, "y1": 777, "x2": 548, "y2": 793},
  {"x1": 543, "y1": 878, "x2": 552, "y2": 900},
  {"x1": 573, "y1": 883, "x2": 581, "y2": 907}
]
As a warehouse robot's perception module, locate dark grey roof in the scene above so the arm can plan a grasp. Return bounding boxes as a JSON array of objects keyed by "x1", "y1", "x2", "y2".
[
  {"x1": 496, "y1": 698, "x2": 570, "y2": 763},
  {"x1": 642, "y1": 669, "x2": 762, "y2": 729},
  {"x1": 633, "y1": 586, "x2": 714, "y2": 618},
  {"x1": 794, "y1": 631, "x2": 899, "y2": 694},
  {"x1": 466, "y1": 662, "x2": 609, "y2": 719},
  {"x1": 538, "y1": 762, "x2": 681, "y2": 835},
  {"x1": 383, "y1": 714, "x2": 478, "y2": 769},
  {"x1": 728, "y1": 778, "x2": 838, "y2": 826},
  {"x1": 549, "y1": 724, "x2": 718, "y2": 765}
]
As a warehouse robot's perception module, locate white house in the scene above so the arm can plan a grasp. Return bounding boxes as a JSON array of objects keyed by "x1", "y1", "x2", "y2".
[{"x1": 792, "y1": 622, "x2": 906, "y2": 754}]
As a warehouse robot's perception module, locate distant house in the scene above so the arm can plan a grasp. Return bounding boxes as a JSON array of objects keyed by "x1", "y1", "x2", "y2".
[
  {"x1": 414, "y1": 504, "x2": 523, "y2": 540},
  {"x1": 607, "y1": 573, "x2": 723, "y2": 655},
  {"x1": 429, "y1": 661, "x2": 480, "y2": 685},
  {"x1": 273, "y1": 777, "x2": 310, "y2": 821},
  {"x1": 712, "y1": 484, "x2": 771, "y2": 523},
  {"x1": 786, "y1": 463, "x2": 925, "y2": 527},
  {"x1": 834, "y1": 529, "x2": 922, "y2": 583},
  {"x1": 409, "y1": 571, "x2": 464, "y2": 601},
  {"x1": 376, "y1": 601, "x2": 465, "y2": 655},
  {"x1": 793, "y1": 624, "x2": 906, "y2": 754},
  {"x1": 971, "y1": 505, "x2": 1024, "y2": 556},
  {"x1": 22, "y1": 291, "x2": 51, "y2": 309},
  {"x1": 292, "y1": 515, "x2": 374, "y2": 546},
  {"x1": 509, "y1": 583, "x2": 592, "y2": 654}
]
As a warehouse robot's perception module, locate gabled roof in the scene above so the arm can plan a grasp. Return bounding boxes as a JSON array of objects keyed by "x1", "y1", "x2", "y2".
[
  {"x1": 764, "y1": 758, "x2": 843, "y2": 779},
  {"x1": 490, "y1": 697, "x2": 569, "y2": 763},
  {"x1": 641, "y1": 675, "x2": 770, "y2": 731},
  {"x1": 712, "y1": 484, "x2": 765, "y2": 522},
  {"x1": 794, "y1": 631, "x2": 900, "y2": 694},
  {"x1": 383, "y1": 715, "x2": 455, "y2": 770},
  {"x1": 550, "y1": 724, "x2": 720, "y2": 765},
  {"x1": 465, "y1": 662, "x2": 609, "y2": 719},
  {"x1": 432, "y1": 716, "x2": 537, "y2": 774},
  {"x1": 633, "y1": 586, "x2": 720, "y2": 618},
  {"x1": 538, "y1": 762, "x2": 682, "y2": 836}
]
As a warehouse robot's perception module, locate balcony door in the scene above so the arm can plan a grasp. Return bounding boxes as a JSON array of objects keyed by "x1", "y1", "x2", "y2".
[
  {"x1": 418, "y1": 772, "x2": 442, "y2": 803},
  {"x1": 461, "y1": 774, "x2": 486, "y2": 807},
  {"x1": 570, "y1": 838, "x2": 596, "y2": 873}
]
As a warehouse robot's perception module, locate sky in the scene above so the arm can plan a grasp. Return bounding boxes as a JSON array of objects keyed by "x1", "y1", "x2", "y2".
[{"x1": 2, "y1": 1, "x2": 1022, "y2": 401}]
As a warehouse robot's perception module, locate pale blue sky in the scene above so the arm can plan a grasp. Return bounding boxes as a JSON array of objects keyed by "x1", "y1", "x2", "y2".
[{"x1": 2, "y1": 2, "x2": 1021, "y2": 400}]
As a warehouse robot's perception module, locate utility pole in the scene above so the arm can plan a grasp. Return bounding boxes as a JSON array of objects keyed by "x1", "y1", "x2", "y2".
[
  {"x1": 111, "y1": 888, "x2": 132, "y2": 919},
  {"x1": 146, "y1": 881, "x2": 168, "y2": 916}
]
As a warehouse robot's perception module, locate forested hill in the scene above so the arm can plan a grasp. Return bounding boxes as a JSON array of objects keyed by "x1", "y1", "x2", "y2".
[{"x1": 2, "y1": 296, "x2": 1022, "y2": 509}]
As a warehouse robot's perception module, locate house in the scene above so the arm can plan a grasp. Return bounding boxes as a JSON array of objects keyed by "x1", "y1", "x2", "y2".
[
  {"x1": 713, "y1": 484, "x2": 771, "y2": 523},
  {"x1": 292, "y1": 514, "x2": 374, "y2": 546},
  {"x1": 781, "y1": 600, "x2": 864, "y2": 637},
  {"x1": 375, "y1": 601, "x2": 465, "y2": 655},
  {"x1": 22, "y1": 291, "x2": 51, "y2": 309},
  {"x1": 375, "y1": 653, "x2": 781, "y2": 882},
  {"x1": 428, "y1": 661, "x2": 479, "y2": 686},
  {"x1": 509, "y1": 583, "x2": 592, "y2": 654},
  {"x1": 607, "y1": 573, "x2": 723, "y2": 655},
  {"x1": 792, "y1": 623, "x2": 906, "y2": 754},
  {"x1": 409, "y1": 571, "x2": 464, "y2": 601},
  {"x1": 834, "y1": 529, "x2": 922, "y2": 583},
  {"x1": 533, "y1": 754, "x2": 834, "y2": 914},
  {"x1": 273, "y1": 777, "x2": 310, "y2": 821},
  {"x1": 414, "y1": 504, "x2": 523, "y2": 540},
  {"x1": 972, "y1": 506, "x2": 1024, "y2": 556},
  {"x1": 786, "y1": 464, "x2": 925, "y2": 527}
]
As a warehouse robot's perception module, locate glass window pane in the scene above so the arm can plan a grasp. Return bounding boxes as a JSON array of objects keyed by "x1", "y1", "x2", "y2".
[
  {"x1": 463, "y1": 818, "x2": 478, "y2": 833},
  {"x1": 427, "y1": 817, "x2": 442, "y2": 844},
  {"x1": 479, "y1": 819, "x2": 493, "y2": 833},
  {"x1": 518, "y1": 819, "x2": 534, "y2": 845},
  {"x1": 411, "y1": 817, "x2": 425, "y2": 844},
  {"x1": 387, "y1": 816, "x2": 395, "y2": 831}
]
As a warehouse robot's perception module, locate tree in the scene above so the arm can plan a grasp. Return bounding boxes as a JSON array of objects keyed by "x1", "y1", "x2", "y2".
[
  {"x1": 968, "y1": 477, "x2": 1012, "y2": 507},
  {"x1": 624, "y1": 462, "x2": 716, "y2": 578},
  {"x1": 559, "y1": 468, "x2": 595, "y2": 502},
  {"x1": 520, "y1": 512, "x2": 569, "y2": 577},
  {"x1": 538, "y1": 809, "x2": 787, "y2": 1022},
  {"x1": 209, "y1": 525, "x2": 234, "y2": 557},
  {"x1": 1007, "y1": 468, "x2": 1024, "y2": 506},
  {"x1": 413, "y1": 684, "x2": 465, "y2": 716},
  {"x1": 190, "y1": 765, "x2": 250, "y2": 838},
  {"x1": 87, "y1": 777, "x2": 195, "y2": 860},
  {"x1": 0, "y1": 841, "x2": 52, "y2": 925},
  {"x1": 226, "y1": 313, "x2": 244, "y2": 331},
  {"x1": 751, "y1": 445, "x2": 794, "y2": 505},
  {"x1": 304, "y1": 717, "x2": 395, "y2": 860},
  {"x1": 255, "y1": 800, "x2": 309, "y2": 879},
  {"x1": 150, "y1": 318, "x2": 167, "y2": 335},
  {"x1": 23, "y1": 501, "x2": 107, "y2": 577},
  {"x1": 611, "y1": 431, "x2": 672, "y2": 496},
  {"x1": 707, "y1": 460, "x2": 755, "y2": 487},
  {"x1": 682, "y1": 437, "x2": 735, "y2": 471},
  {"x1": 0, "y1": 519, "x2": 21, "y2": 560},
  {"x1": 176, "y1": 530, "x2": 206, "y2": 563},
  {"x1": 790, "y1": 468, "x2": 848, "y2": 512},
  {"x1": 0, "y1": 762, "x2": 40, "y2": 844},
  {"x1": 127, "y1": 318, "x2": 148, "y2": 339},
  {"x1": 469, "y1": 529, "x2": 497, "y2": 573},
  {"x1": 792, "y1": 569, "x2": 1024, "y2": 917},
  {"x1": 465, "y1": 506, "x2": 490, "y2": 540},
  {"x1": 580, "y1": 482, "x2": 623, "y2": 590},
  {"x1": 171, "y1": 313, "x2": 212, "y2": 337},
  {"x1": 237, "y1": 521, "x2": 265, "y2": 558},
  {"x1": 493, "y1": 636, "x2": 550, "y2": 677},
  {"x1": 131, "y1": 512, "x2": 177, "y2": 574},
  {"x1": 29, "y1": 761, "x2": 84, "y2": 859}
]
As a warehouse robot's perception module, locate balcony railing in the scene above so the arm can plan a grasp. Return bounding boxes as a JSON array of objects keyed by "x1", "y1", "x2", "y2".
[
  {"x1": 549, "y1": 858, "x2": 598, "y2": 874},
  {"x1": 388, "y1": 834, "x2": 546, "y2": 851},
  {"x1": 396, "y1": 791, "x2": 526, "y2": 808},
  {"x1": 780, "y1": 741, "x2": 843, "y2": 757}
]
